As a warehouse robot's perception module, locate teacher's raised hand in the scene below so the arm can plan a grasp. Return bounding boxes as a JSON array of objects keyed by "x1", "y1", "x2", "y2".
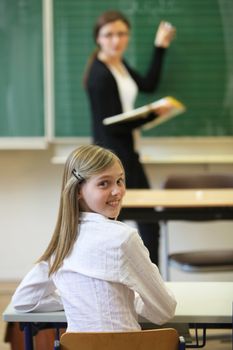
[{"x1": 155, "y1": 21, "x2": 176, "y2": 48}]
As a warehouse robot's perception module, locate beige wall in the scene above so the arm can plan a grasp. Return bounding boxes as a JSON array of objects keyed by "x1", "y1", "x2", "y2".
[{"x1": 0, "y1": 147, "x2": 62, "y2": 279}]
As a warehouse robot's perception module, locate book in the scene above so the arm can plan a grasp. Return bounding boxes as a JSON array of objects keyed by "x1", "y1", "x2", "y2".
[{"x1": 103, "y1": 96, "x2": 186, "y2": 130}]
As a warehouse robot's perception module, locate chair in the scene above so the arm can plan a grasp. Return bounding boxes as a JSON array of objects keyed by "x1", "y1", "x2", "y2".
[
  {"x1": 162, "y1": 173, "x2": 233, "y2": 279},
  {"x1": 60, "y1": 328, "x2": 185, "y2": 350}
]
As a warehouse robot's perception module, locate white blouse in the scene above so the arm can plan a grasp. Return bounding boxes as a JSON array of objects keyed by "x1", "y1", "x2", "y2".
[
  {"x1": 12, "y1": 212, "x2": 176, "y2": 332},
  {"x1": 108, "y1": 63, "x2": 138, "y2": 112}
]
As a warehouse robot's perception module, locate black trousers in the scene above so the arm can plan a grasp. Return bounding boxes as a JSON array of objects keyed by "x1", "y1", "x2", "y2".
[{"x1": 119, "y1": 152, "x2": 160, "y2": 266}]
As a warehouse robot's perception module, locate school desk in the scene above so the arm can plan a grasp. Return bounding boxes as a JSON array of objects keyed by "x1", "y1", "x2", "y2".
[
  {"x1": 121, "y1": 189, "x2": 233, "y2": 219},
  {"x1": 2, "y1": 282, "x2": 233, "y2": 350},
  {"x1": 121, "y1": 189, "x2": 233, "y2": 278}
]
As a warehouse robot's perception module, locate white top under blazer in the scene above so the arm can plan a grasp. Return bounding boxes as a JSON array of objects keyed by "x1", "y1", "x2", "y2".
[
  {"x1": 107, "y1": 63, "x2": 138, "y2": 112},
  {"x1": 12, "y1": 212, "x2": 176, "y2": 332}
]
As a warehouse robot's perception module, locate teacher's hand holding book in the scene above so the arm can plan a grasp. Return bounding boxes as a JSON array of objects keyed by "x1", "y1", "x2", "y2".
[{"x1": 152, "y1": 97, "x2": 177, "y2": 117}]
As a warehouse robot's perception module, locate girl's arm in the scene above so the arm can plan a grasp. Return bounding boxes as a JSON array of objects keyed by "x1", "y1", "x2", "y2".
[
  {"x1": 12, "y1": 261, "x2": 63, "y2": 312},
  {"x1": 120, "y1": 232, "x2": 177, "y2": 325}
]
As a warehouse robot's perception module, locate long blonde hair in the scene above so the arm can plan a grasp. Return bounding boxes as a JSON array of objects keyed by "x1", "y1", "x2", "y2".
[{"x1": 38, "y1": 145, "x2": 123, "y2": 275}]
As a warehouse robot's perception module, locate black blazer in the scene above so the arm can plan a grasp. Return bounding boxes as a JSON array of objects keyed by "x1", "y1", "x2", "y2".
[{"x1": 86, "y1": 47, "x2": 166, "y2": 166}]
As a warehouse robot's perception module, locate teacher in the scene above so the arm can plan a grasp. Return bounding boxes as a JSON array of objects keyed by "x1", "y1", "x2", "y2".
[{"x1": 84, "y1": 10, "x2": 176, "y2": 266}]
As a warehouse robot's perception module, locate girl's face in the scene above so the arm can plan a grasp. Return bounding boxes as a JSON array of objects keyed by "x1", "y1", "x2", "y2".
[
  {"x1": 96, "y1": 20, "x2": 130, "y2": 60},
  {"x1": 79, "y1": 161, "x2": 126, "y2": 219}
]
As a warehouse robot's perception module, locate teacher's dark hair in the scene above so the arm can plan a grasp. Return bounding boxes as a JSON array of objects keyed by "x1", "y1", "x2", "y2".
[
  {"x1": 93, "y1": 10, "x2": 130, "y2": 43},
  {"x1": 83, "y1": 10, "x2": 131, "y2": 87}
]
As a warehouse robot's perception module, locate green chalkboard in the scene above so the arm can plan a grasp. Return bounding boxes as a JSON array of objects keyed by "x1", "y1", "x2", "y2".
[
  {"x1": 54, "y1": 0, "x2": 233, "y2": 137},
  {"x1": 0, "y1": 0, "x2": 44, "y2": 137}
]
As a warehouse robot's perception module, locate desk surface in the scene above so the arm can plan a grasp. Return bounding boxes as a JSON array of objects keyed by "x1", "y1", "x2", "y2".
[
  {"x1": 122, "y1": 189, "x2": 233, "y2": 208},
  {"x1": 3, "y1": 282, "x2": 233, "y2": 325}
]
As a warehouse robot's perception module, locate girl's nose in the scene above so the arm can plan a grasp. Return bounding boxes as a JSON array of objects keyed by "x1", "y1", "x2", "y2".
[{"x1": 111, "y1": 185, "x2": 120, "y2": 195}]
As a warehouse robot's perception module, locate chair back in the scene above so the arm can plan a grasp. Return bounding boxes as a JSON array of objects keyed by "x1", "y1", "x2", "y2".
[
  {"x1": 163, "y1": 173, "x2": 233, "y2": 189},
  {"x1": 60, "y1": 328, "x2": 181, "y2": 350},
  {"x1": 162, "y1": 173, "x2": 233, "y2": 277}
]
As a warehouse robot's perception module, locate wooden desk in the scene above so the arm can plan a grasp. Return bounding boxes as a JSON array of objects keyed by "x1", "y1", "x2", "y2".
[
  {"x1": 3, "y1": 282, "x2": 233, "y2": 350},
  {"x1": 120, "y1": 189, "x2": 233, "y2": 221},
  {"x1": 123, "y1": 189, "x2": 233, "y2": 208}
]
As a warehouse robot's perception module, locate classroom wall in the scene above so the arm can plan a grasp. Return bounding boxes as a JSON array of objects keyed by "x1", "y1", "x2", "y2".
[
  {"x1": 0, "y1": 148, "x2": 62, "y2": 279},
  {"x1": 0, "y1": 148, "x2": 232, "y2": 282}
]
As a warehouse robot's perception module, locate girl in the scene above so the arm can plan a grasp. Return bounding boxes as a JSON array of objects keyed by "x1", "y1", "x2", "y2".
[
  {"x1": 12, "y1": 145, "x2": 176, "y2": 332},
  {"x1": 84, "y1": 10, "x2": 176, "y2": 266}
]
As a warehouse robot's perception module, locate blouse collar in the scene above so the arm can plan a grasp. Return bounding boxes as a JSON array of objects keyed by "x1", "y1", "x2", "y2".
[{"x1": 80, "y1": 212, "x2": 109, "y2": 222}]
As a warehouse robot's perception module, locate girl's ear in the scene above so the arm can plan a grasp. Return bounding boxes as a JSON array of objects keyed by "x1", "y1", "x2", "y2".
[
  {"x1": 77, "y1": 185, "x2": 83, "y2": 200},
  {"x1": 77, "y1": 190, "x2": 82, "y2": 200}
]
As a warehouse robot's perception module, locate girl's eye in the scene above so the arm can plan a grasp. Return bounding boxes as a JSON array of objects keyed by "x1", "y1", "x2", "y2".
[
  {"x1": 117, "y1": 178, "x2": 125, "y2": 185},
  {"x1": 98, "y1": 181, "x2": 108, "y2": 188}
]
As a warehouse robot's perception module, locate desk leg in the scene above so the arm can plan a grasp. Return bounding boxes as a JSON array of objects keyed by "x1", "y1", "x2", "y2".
[
  {"x1": 23, "y1": 323, "x2": 34, "y2": 350},
  {"x1": 187, "y1": 325, "x2": 206, "y2": 348},
  {"x1": 161, "y1": 221, "x2": 170, "y2": 281}
]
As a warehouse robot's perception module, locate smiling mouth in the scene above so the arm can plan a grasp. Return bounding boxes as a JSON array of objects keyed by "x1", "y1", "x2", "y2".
[{"x1": 107, "y1": 200, "x2": 121, "y2": 207}]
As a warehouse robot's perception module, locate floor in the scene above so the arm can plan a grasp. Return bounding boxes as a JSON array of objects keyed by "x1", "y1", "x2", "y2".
[{"x1": 0, "y1": 282, "x2": 231, "y2": 349}]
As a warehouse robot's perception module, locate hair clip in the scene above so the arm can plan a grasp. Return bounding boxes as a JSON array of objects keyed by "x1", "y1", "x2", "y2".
[{"x1": 72, "y1": 169, "x2": 84, "y2": 183}]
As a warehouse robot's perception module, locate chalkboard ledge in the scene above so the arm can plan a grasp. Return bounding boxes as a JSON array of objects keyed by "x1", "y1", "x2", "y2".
[
  {"x1": 50, "y1": 137, "x2": 233, "y2": 165},
  {"x1": 0, "y1": 138, "x2": 48, "y2": 150}
]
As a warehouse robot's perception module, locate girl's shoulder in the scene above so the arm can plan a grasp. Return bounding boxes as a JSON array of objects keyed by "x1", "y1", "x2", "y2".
[
  {"x1": 98, "y1": 217, "x2": 136, "y2": 239},
  {"x1": 80, "y1": 213, "x2": 138, "y2": 247},
  {"x1": 102, "y1": 219, "x2": 140, "y2": 247}
]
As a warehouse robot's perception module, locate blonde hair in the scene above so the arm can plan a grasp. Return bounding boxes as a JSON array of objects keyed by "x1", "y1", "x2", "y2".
[{"x1": 38, "y1": 145, "x2": 123, "y2": 275}]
